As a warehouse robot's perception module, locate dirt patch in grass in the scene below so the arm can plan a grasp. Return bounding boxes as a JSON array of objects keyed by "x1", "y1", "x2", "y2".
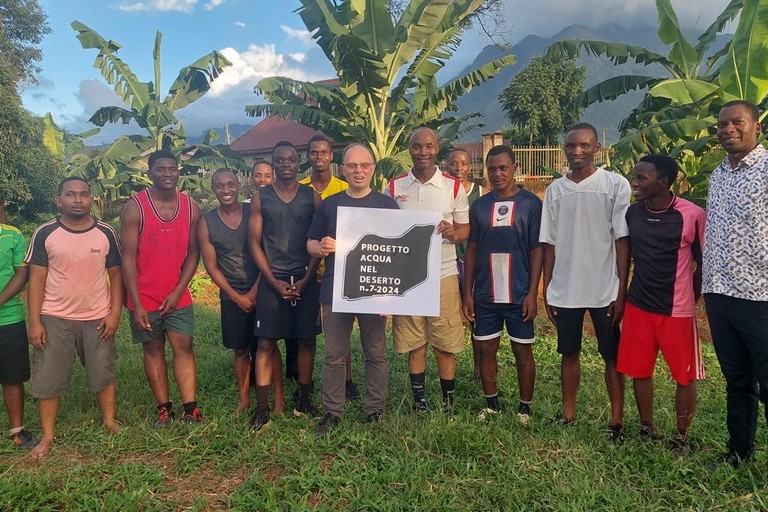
[{"x1": 162, "y1": 460, "x2": 251, "y2": 511}]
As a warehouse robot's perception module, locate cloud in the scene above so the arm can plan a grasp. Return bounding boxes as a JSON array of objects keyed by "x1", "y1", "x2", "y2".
[
  {"x1": 234, "y1": 21, "x2": 246, "y2": 28},
  {"x1": 280, "y1": 25, "x2": 315, "y2": 46},
  {"x1": 116, "y1": 0, "x2": 198, "y2": 13},
  {"x1": 204, "y1": 0, "x2": 224, "y2": 11}
]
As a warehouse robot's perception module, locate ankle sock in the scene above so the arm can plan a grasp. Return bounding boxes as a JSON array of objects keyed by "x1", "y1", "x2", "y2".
[
  {"x1": 410, "y1": 372, "x2": 426, "y2": 403},
  {"x1": 182, "y1": 401, "x2": 198, "y2": 415},
  {"x1": 158, "y1": 401, "x2": 172, "y2": 411},
  {"x1": 485, "y1": 394, "x2": 500, "y2": 411},
  {"x1": 9, "y1": 426, "x2": 23, "y2": 436},
  {"x1": 256, "y1": 385, "x2": 270, "y2": 409}
]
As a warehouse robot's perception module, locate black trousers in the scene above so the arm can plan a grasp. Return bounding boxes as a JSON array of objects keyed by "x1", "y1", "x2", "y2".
[{"x1": 705, "y1": 293, "x2": 768, "y2": 458}]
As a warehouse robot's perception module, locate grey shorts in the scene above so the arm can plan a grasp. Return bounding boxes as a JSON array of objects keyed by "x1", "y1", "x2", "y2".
[
  {"x1": 130, "y1": 306, "x2": 195, "y2": 344},
  {"x1": 29, "y1": 315, "x2": 116, "y2": 399}
]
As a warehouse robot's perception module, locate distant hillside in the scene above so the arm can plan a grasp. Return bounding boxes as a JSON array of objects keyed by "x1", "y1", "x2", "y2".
[
  {"x1": 454, "y1": 24, "x2": 730, "y2": 143},
  {"x1": 187, "y1": 124, "x2": 252, "y2": 145}
]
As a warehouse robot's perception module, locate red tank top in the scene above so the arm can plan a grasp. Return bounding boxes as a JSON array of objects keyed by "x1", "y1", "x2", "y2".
[{"x1": 127, "y1": 189, "x2": 194, "y2": 312}]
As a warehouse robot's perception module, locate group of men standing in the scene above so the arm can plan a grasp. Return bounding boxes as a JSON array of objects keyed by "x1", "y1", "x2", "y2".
[{"x1": 1, "y1": 101, "x2": 767, "y2": 468}]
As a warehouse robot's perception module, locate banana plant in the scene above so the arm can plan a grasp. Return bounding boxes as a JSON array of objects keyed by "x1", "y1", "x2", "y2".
[
  {"x1": 47, "y1": 22, "x2": 251, "y2": 216},
  {"x1": 245, "y1": 0, "x2": 516, "y2": 181}
]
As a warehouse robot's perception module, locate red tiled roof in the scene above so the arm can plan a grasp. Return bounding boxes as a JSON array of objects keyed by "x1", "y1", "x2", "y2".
[{"x1": 230, "y1": 116, "x2": 329, "y2": 154}]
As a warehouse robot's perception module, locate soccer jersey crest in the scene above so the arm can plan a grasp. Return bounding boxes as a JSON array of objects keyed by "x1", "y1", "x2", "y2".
[{"x1": 491, "y1": 201, "x2": 515, "y2": 227}]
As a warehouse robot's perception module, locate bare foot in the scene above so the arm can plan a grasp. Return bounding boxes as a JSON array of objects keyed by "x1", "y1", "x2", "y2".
[
  {"x1": 30, "y1": 438, "x2": 53, "y2": 460},
  {"x1": 273, "y1": 401, "x2": 284, "y2": 416},
  {"x1": 105, "y1": 421, "x2": 122, "y2": 435},
  {"x1": 236, "y1": 399, "x2": 250, "y2": 413}
]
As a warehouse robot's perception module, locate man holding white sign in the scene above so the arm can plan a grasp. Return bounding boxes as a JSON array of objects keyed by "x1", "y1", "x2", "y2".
[
  {"x1": 307, "y1": 143, "x2": 399, "y2": 436},
  {"x1": 386, "y1": 127, "x2": 470, "y2": 414}
]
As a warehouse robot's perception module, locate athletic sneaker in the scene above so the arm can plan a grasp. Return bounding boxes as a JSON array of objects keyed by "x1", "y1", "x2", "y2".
[
  {"x1": 552, "y1": 412, "x2": 575, "y2": 426},
  {"x1": 154, "y1": 404, "x2": 175, "y2": 428},
  {"x1": 10, "y1": 429, "x2": 38, "y2": 448},
  {"x1": 668, "y1": 435, "x2": 692, "y2": 456},
  {"x1": 477, "y1": 408, "x2": 500, "y2": 422},
  {"x1": 516, "y1": 402, "x2": 531, "y2": 425},
  {"x1": 608, "y1": 424, "x2": 625, "y2": 444},
  {"x1": 315, "y1": 413, "x2": 341, "y2": 437},
  {"x1": 250, "y1": 407, "x2": 270, "y2": 432},
  {"x1": 639, "y1": 425, "x2": 663, "y2": 441},
  {"x1": 412, "y1": 399, "x2": 429, "y2": 413},
  {"x1": 365, "y1": 412, "x2": 384, "y2": 423},
  {"x1": 294, "y1": 394, "x2": 320, "y2": 418},
  {"x1": 345, "y1": 381, "x2": 362, "y2": 401},
  {"x1": 181, "y1": 407, "x2": 204, "y2": 425}
]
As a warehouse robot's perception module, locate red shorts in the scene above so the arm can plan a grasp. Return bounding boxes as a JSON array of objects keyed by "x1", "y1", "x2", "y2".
[{"x1": 617, "y1": 302, "x2": 704, "y2": 385}]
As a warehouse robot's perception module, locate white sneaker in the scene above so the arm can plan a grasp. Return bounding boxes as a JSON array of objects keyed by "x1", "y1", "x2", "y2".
[
  {"x1": 516, "y1": 412, "x2": 531, "y2": 425},
  {"x1": 477, "y1": 408, "x2": 500, "y2": 422}
]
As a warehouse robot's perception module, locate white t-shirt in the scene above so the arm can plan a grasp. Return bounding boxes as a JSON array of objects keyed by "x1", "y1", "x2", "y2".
[
  {"x1": 386, "y1": 167, "x2": 470, "y2": 278},
  {"x1": 539, "y1": 167, "x2": 630, "y2": 308}
]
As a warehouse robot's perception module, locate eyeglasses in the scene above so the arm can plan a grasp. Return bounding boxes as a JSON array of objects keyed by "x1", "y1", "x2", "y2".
[{"x1": 342, "y1": 162, "x2": 375, "y2": 171}]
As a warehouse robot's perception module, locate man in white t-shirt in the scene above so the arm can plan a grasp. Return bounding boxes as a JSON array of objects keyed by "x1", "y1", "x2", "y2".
[
  {"x1": 540, "y1": 123, "x2": 630, "y2": 442},
  {"x1": 386, "y1": 127, "x2": 470, "y2": 414}
]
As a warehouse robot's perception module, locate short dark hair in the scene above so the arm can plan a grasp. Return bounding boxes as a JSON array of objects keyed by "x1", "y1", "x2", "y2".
[
  {"x1": 148, "y1": 149, "x2": 178, "y2": 169},
  {"x1": 566, "y1": 122, "x2": 599, "y2": 140},
  {"x1": 486, "y1": 144, "x2": 516, "y2": 164},
  {"x1": 252, "y1": 160, "x2": 272, "y2": 171},
  {"x1": 638, "y1": 154, "x2": 678, "y2": 186},
  {"x1": 272, "y1": 141, "x2": 297, "y2": 158},
  {"x1": 307, "y1": 134, "x2": 332, "y2": 151},
  {"x1": 58, "y1": 176, "x2": 91, "y2": 195},
  {"x1": 721, "y1": 100, "x2": 760, "y2": 122},
  {"x1": 448, "y1": 147, "x2": 471, "y2": 160},
  {"x1": 211, "y1": 168, "x2": 237, "y2": 184}
]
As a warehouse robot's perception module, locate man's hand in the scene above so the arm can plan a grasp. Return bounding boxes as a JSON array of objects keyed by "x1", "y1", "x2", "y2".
[
  {"x1": 132, "y1": 305, "x2": 153, "y2": 332},
  {"x1": 270, "y1": 277, "x2": 300, "y2": 301},
  {"x1": 522, "y1": 292, "x2": 538, "y2": 322},
  {"x1": 232, "y1": 292, "x2": 256, "y2": 313},
  {"x1": 462, "y1": 294, "x2": 475, "y2": 323},
  {"x1": 98, "y1": 312, "x2": 121, "y2": 341},
  {"x1": 28, "y1": 322, "x2": 46, "y2": 350},
  {"x1": 436, "y1": 220, "x2": 455, "y2": 243},
  {"x1": 607, "y1": 293, "x2": 626, "y2": 326},
  {"x1": 158, "y1": 289, "x2": 184, "y2": 317},
  {"x1": 318, "y1": 236, "x2": 336, "y2": 257},
  {"x1": 544, "y1": 299, "x2": 558, "y2": 326}
]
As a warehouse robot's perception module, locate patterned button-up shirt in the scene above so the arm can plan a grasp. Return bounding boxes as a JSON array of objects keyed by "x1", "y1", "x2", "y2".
[{"x1": 703, "y1": 144, "x2": 768, "y2": 301}]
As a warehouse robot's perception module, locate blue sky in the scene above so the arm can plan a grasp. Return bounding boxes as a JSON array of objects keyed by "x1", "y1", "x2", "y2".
[{"x1": 20, "y1": 0, "x2": 729, "y2": 144}]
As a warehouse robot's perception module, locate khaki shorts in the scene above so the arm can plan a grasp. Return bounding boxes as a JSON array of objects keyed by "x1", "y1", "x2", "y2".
[
  {"x1": 30, "y1": 315, "x2": 116, "y2": 399},
  {"x1": 393, "y1": 276, "x2": 465, "y2": 354}
]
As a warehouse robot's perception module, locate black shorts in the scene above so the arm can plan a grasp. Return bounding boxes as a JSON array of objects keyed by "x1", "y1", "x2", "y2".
[
  {"x1": 221, "y1": 298, "x2": 257, "y2": 350},
  {"x1": 254, "y1": 274, "x2": 321, "y2": 340},
  {"x1": 0, "y1": 321, "x2": 30, "y2": 385},
  {"x1": 553, "y1": 306, "x2": 620, "y2": 359}
]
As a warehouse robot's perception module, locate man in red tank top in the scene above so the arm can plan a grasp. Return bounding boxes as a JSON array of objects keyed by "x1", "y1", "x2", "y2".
[{"x1": 120, "y1": 150, "x2": 204, "y2": 427}]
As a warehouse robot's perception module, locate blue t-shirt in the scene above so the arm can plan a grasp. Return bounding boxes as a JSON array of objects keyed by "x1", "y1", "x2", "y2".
[
  {"x1": 307, "y1": 190, "x2": 399, "y2": 304},
  {"x1": 468, "y1": 188, "x2": 542, "y2": 304}
]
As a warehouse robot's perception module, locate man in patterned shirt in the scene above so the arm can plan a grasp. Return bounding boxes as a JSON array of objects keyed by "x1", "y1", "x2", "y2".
[{"x1": 704, "y1": 100, "x2": 768, "y2": 468}]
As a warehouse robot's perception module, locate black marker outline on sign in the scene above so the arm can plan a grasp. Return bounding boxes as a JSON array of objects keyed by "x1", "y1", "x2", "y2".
[{"x1": 342, "y1": 223, "x2": 437, "y2": 301}]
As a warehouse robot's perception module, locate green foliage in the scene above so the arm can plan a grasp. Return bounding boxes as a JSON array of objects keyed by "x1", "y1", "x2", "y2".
[
  {"x1": 0, "y1": 65, "x2": 62, "y2": 221},
  {"x1": 43, "y1": 22, "x2": 250, "y2": 217},
  {"x1": 0, "y1": 0, "x2": 50, "y2": 84},
  {"x1": 246, "y1": 0, "x2": 516, "y2": 182},
  {"x1": 499, "y1": 55, "x2": 587, "y2": 145},
  {"x1": 0, "y1": 301, "x2": 761, "y2": 510},
  {"x1": 546, "y1": 0, "x2": 768, "y2": 205}
]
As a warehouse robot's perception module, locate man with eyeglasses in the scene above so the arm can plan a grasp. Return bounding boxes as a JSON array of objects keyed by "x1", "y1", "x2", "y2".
[
  {"x1": 121, "y1": 150, "x2": 204, "y2": 427},
  {"x1": 299, "y1": 134, "x2": 362, "y2": 401},
  {"x1": 248, "y1": 141, "x2": 322, "y2": 431},
  {"x1": 308, "y1": 143, "x2": 399, "y2": 435},
  {"x1": 386, "y1": 127, "x2": 470, "y2": 414}
]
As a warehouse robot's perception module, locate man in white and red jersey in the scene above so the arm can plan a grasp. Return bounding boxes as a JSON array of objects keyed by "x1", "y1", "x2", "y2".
[
  {"x1": 386, "y1": 127, "x2": 469, "y2": 414},
  {"x1": 121, "y1": 149, "x2": 204, "y2": 427},
  {"x1": 26, "y1": 177, "x2": 122, "y2": 459},
  {"x1": 617, "y1": 155, "x2": 705, "y2": 453}
]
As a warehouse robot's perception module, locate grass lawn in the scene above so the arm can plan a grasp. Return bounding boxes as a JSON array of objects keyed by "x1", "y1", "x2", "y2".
[{"x1": 1, "y1": 302, "x2": 767, "y2": 511}]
